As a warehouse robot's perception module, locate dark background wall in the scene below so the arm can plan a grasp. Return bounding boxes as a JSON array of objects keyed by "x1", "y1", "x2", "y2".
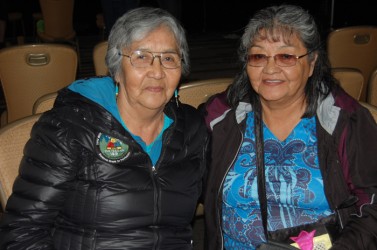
[
  {"x1": 5, "y1": 0, "x2": 377, "y2": 38},
  {"x1": 185, "y1": 0, "x2": 377, "y2": 37}
]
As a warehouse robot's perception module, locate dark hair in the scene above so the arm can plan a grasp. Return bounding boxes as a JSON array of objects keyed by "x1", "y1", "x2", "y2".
[
  {"x1": 227, "y1": 4, "x2": 336, "y2": 118},
  {"x1": 106, "y1": 7, "x2": 189, "y2": 78}
]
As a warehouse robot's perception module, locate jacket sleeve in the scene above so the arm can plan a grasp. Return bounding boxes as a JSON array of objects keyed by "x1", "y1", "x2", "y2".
[
  {"x1": 331, "y1": 105, "x2": 377, "y2": 249},
  {"x1": 0, "y1": 113, "x2": 80, "y2": 249},
  {"x1": 199, "y1": 91, "x2": 230, "y2": 131},
  {"x1": 198, "y1": 118, "x2": 211, "y2": 206},
  {"x1": 198, "y1": 92, "x2": 229, "y2": 205}
]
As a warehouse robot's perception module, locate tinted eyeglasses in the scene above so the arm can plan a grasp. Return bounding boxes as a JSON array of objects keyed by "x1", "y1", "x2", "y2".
[
  {"x1": 247, "y1": 50, "x2": 313, "y2": 67},
  {"x1": 119, "y1": 50, "x2": 182, "y2": 69}
]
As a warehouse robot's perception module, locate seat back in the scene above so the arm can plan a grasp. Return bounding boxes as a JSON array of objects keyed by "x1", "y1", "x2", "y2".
[
  {"x1": 32, "y1": 92, "x2": 58, "y2": 114},
  {"x1": 327, "y1": 26, "x2": 377, "y2": 101},
  {"x1": 0, "y1": 114, "x2": 41, "y2": 210},
  {"x1": 332, "y1": 68, "x2": 364, "y2": 100},
  {"x1": 38, "y1": 0, "x2": 75, "y2": 41},
  {"x1": 367, "y1": 68, "x2": 377, "y2": 106},
  {"x1": 93, "y1": 41, "x2": 108, "y2": 76},
  {"x1": 360, "y1": 102, "x2": 377, "y2": 123},
  {"x1": 0, "y1": 44, "x2": 77, "y2": 124},
  {"x1": 178, "y1": 78, "x2": 233, "y2": 108}
]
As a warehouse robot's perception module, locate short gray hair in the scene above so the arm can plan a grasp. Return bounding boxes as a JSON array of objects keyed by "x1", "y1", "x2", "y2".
[{"x1": 106, "y1": 7, "x2": 190, "y2": 78}]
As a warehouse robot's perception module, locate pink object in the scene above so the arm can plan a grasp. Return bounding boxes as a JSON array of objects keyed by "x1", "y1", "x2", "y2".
[{"x1": 290, "y1": 230, "x2": 316, "y2": 250}]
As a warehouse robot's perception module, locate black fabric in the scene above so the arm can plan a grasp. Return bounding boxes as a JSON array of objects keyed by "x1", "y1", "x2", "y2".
[
  {"x1": 268, "y1": 214, "x2": 340, "y2": 245},
  {"x1": 0, "y1": 87, "x2": 209, "y2": 250},
  {"x1": 257, "y1": 241, "x2": 297, "y2": 250}
]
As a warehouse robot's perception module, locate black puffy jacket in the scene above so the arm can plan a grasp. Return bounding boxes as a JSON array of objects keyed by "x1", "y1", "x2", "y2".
[{"x1": 0, "y1": 87, "x2": 209, "y2": 250}]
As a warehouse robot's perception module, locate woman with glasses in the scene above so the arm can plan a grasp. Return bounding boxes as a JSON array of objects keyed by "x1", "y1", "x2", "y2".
[
  {"x1": 0, "y1": 7, "x2": 208, "y2": 249},
  {"x1": 202, "y1": 4, "x2": 377, "y2": 250}
]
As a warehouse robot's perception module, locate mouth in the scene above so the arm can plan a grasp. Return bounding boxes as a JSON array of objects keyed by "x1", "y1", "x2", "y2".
[
  {"x1": 263, "y1": 79, "x2": 284, "y2": 85},
  {"x1": 146, "y1": 86, "x2": 164, "y2": 92}
]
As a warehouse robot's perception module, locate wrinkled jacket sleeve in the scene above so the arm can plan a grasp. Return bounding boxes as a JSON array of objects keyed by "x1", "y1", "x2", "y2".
[
  {"x1": 0, "y1": 113, "x2": 80, "y2": 249},
  {"x1": 331, "y1": 106, "x2": 377, "y2": 249}
]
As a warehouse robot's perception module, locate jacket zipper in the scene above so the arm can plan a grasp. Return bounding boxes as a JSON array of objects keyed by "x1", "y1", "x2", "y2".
[{"x1": 150, "y1": 121, "x2": 174, "y2": 249}]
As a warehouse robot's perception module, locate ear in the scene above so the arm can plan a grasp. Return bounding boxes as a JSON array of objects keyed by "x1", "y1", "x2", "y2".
[
  {"x1": 114, "y1": 75, "x2": 121, "y2": 83},
  {"x1": 308, "y1": 52, "x2": 318, "y2": 77},
  {"x1": 114, "y1": 70, "x2": 122, "y2": 84}
]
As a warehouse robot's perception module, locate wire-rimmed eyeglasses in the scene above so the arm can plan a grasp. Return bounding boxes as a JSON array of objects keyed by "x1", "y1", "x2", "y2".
[
  {"x1": 119, "y1": 50, "x2": 182, "y2": 69},
  {"x1": 247, "y1": 50, "x2": 314, "y2": 67}
]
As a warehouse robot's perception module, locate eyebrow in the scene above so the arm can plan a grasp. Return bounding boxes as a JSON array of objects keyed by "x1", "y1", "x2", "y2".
[{"x1": 133, "y1": 47, "x2": 179, "y2": 53}]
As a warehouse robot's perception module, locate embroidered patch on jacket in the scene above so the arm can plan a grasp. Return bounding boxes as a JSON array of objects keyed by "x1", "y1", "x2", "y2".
[{"x1": 96, "y1": 132, "x2": 130, "y2": 163}]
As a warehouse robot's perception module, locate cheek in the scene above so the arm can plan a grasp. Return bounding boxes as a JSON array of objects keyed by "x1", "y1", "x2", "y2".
[
  {"x1": 286, "y1": 68, "x2": 302, "y2": 81},
  {"x1": 247, "y1": 67, "x2": 261, "y2": 89},
  {"x1": 122, "y1": 67, "x2": 144, "y2": 83},
  {"x1": 294, "y1": 64, "x2": 312, "y2": 82},
  {"x1": 120, "y1": 72, "x2": 145, "y2": 95}
]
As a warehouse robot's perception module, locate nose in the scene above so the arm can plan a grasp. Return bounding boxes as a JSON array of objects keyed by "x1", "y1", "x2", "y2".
[
  {"x1": 263, "y1": 56, "x2": 280, "y2": 73},
  {"x1": 266, "y1": 56, "x2": 277, "y2": 65},
  {"x1": 149, "y1": 55, "x2": 165, "y2": 79},
  {"x1": 150, "y1": 55, "x2": 163, "y2": 67}
]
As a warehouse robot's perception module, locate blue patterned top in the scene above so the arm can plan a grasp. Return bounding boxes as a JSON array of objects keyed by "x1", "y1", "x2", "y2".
[{"x1": 222, "y1": 112, "x2": 333, "y2": 249}]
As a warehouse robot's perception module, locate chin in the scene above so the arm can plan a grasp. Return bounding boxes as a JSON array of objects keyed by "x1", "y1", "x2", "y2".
[
  {"x1": 144, "y1": 100, "x2": 167, "y2": 110},
  {"x1": 261, "y1": 93, "x2": 285, "y2": 101}
]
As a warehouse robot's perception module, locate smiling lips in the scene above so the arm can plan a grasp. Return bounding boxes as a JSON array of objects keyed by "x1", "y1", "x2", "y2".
[{"x1": 263, "y1": 79, "x2": 284, "y2": 85}]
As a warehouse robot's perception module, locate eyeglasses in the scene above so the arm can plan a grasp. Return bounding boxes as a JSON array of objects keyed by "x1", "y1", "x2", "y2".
[
  {"x1": 119, "y1": 50, "x2": 182, "y2": 69},
  {"x1": 247, "y1": 50, "x2": 313, "y2": 67}
]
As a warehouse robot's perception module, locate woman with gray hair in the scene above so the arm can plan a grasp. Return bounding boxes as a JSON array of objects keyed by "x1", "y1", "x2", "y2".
[
  {"x1": 203, "y1": 4, "x2": 377, "y2": 249},
  {"x1": 0, "y1": 7, "x2": 208, "y2": 249}
]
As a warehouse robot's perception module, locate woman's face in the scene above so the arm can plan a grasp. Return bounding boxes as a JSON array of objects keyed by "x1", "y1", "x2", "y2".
[
  {"x1": 246, "y1": 34, "x2": 317, "y2": 105},
  {"x1": 116, "y1": 26, "x2": 181, "y2": 111}
]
